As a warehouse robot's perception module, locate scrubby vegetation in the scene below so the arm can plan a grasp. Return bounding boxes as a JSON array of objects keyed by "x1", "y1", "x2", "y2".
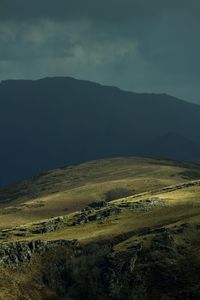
[{"x1": 2, "y1": 223, "x2": 200, "y2": 300}]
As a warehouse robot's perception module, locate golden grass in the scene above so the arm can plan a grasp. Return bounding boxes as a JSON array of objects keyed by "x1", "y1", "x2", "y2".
[
  {"x1": 0, "y1": 157, "x2": 194, "y2": 229},
  {"x1": 1, "y1": 157, "x2": 200, "y2": 299}
]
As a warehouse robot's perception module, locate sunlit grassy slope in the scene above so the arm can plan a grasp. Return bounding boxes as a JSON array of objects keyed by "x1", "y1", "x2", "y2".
[
  {"x1": 1, "y1": 157, "x2": 200, "y2": 300},
  {"x1": 0, "y1": 156, "x2": 200, "y2": 233},
  {"x1": 8, "y1": 180, "x2": 200, "y2": 245}
]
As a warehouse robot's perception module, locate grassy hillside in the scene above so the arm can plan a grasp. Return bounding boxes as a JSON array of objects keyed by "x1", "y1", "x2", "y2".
[
  {"x1": 1, "y1": 157, "x2": 200, "y2": 299},
  {"x1": 0, "y1": 157, "x2": 198, "y2": 229}
]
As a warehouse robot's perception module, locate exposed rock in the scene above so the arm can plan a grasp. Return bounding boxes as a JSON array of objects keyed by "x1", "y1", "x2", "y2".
[
  {"x1": 31, "y1": 216, "x2": 66, "y2": 234},
  {"x1": 138, "y1": 223, "x2": 191, "y2": 237},
  {"x1": 73, "y1": 212, "x2": 89, "y2": 225},
  {"x1": 0, "y1": 239, "x2": 79, "y2": 266},
  {"x1": 72, "y1": 206, "x2": 121, "y2": 225},
  {"x1": 118, "y1": 198, "x2": 165, "y2": 211}
]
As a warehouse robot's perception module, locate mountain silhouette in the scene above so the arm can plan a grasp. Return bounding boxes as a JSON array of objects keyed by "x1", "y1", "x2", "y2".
[
  {"x1": 143, "y1": 132, "x2": 200, "y2": 162},
  {"x1": 0, "y1": 76, "x2": 200, "y2": 186}
]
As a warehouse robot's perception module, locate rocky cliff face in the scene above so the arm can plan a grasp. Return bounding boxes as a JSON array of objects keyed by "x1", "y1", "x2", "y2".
[
  {"x1": 1, "y1": 224, "x2": 200, "y2": 299},
  {"x1": 0, "y1": 239, "x2": 79, "y2": 266},
  {"x1": 0, "y1": 199, "x2": 200, "y2": 299},
  {"x1": 36, "y1": 225, "x2": 200, "y2": 300}
]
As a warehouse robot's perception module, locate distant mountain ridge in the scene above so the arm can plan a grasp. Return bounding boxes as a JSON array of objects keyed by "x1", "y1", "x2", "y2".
[
  {"x1": 143, "y1": 132, "x2": 200, "y2": 162},
  {"x1": 0, "y1": 76, "x2": 200, "y2": 187}
]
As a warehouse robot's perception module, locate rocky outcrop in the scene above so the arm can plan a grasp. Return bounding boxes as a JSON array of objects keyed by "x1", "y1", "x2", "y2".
[
  {"x1": 0, "y1": 239, "x2": 79, "y2": 266},
  {"x1": 71, "y1": 206, "x2": 121, "y2": 225},
  {"x1": 118, "y1": 198, "x2": 165, "y2": 211},
  {"x1": 0, "y1": 204, "x2": 122, "y2": 239},
  {"x1": 1, "y1": 223, "x2": 200, "y2": 299},
  {"x1": 30, "y1": 216, "x2": 65, "y2": 234}
]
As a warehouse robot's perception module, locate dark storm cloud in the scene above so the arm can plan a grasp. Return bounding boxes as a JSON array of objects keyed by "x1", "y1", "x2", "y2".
[
  {"x1": 0, "y1": 0, "x2": 198, "y2": 22},
  {"x1": 0, "y1": 0, "x2": 175, "y2": 20},
  {"x1": 0, "y1": 0, "x2": 200, "y2": 102}
]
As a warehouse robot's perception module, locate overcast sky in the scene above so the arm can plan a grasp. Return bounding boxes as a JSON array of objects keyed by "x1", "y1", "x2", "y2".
[{"x1": 0, "y1": 0, "x2": 200, "y2": 103}]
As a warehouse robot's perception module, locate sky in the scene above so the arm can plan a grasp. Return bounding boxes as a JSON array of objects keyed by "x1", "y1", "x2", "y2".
[{"x1": 0, "y1": 0, "x2": 200, "y2": 103}]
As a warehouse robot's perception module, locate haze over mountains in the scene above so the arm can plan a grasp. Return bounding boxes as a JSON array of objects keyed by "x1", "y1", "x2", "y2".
[{"x1": 0, "y1": 76, "x2": 200, "y2": 187}]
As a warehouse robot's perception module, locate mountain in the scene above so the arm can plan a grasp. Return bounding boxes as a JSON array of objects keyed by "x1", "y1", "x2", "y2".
[
  {"x1": 0, "y1": 76, "x2": 200, "y2": 186},
  {"x1": 1, "y1": 157, "x2": 200, "y2": 299},
  {"x1": 143, "y1": 132, "x2": 200, "y2": 162}
]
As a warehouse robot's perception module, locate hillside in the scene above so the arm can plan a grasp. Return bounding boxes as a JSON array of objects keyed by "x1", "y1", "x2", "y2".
[
  {"x1": 0, "y1": 156, "x2": 199, "y2": 229},
  {"x1": 1, "y1": 77, "x2": 200, "y2": 187},
  {"x1": 1, "y1": 157, "x2": 200, "y2": 299}
]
